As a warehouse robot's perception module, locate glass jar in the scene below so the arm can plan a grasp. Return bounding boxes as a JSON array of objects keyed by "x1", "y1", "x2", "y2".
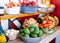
[{"x1": 0, "y1": 7, "x2": 4, "y2": 16}]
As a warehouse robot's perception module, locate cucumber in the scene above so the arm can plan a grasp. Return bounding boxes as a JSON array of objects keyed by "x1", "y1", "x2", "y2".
[
  {"x1": 31, "y1": 34, "x2": 38, "y2": 38},
  {"x1": 42, "y1": 29, "x2": 54, "y2": 34},
  {"x1": 24, "y1": 34, "x2": 29, "y2": 38},
  {"x1": 30, "y1": 28, "x2": 34, "y2": 33},
  {"x1": 33, "y1": 27, "x2": 40, "y2": 34},
  {"x1": 20, "y1": 33, "x2": 25, "y2": 36},
  {"x1": 23, "y1": 28, "x2": 30, "y2": 34},
  {"x1": 20, "y1": 29, "x2": 24, "y2": 33},
  {"x1": 38, "y1": 30, "x2": 43, "y2": 37}
]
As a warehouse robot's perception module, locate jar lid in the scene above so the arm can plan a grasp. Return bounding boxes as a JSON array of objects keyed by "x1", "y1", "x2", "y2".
[
  {"x1": 0, "y1": 8, "x2": 4, "y2": 14},
  {"x1": 0, "y1": 7, "x2": 4, "y2": 9}
]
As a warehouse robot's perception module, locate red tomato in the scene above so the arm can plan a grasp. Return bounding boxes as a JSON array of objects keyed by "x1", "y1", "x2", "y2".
[{"x1": 46, "y1": 20, "x2": 51, "y2": 24}]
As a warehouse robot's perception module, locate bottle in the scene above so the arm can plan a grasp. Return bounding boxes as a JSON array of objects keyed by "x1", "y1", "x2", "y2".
[{"x1": 0, "y1": 6, "x2": 4, "y2": 16}]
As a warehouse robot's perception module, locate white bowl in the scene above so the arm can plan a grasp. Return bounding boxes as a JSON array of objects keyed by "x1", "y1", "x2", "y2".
[
  {"x1": 20, "y1": 36, "x2": 42, "y2": 43},
  {"x1": 6, "y1": 7, "x2": 20, "y2": 15}
]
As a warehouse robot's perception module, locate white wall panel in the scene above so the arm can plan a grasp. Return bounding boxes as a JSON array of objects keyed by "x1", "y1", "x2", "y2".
[{"x1": 1, "y1": 20, "x2": 9, "y2": 30}]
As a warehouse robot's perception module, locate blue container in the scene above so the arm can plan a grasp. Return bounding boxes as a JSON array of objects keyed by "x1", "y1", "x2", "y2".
[
  {"x1": 49, "y1": 7, "x2": 55, "y2": 12},
  {"x1": 20, "y1": 6, "x2": 38, "y2": 13},
  {"x1": 39, "y1": 7, "x2": 48, "y2": 12}
]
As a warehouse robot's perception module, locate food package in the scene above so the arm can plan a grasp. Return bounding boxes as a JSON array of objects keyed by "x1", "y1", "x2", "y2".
[
  {"x1": 0, "y1": 18, "x2": 21, "y2": 30},
  {"x1": 22, "y1": 18, "x2": 39, "y2": 28}
]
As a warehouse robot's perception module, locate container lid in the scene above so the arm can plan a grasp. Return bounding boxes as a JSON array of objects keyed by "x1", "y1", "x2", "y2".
[
  {"x1": 0, "y1": 7, "x2": 4, "y2": 14},
  {"x1": 0, "y1": 7, "x2": 4, "y2": 9}
]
